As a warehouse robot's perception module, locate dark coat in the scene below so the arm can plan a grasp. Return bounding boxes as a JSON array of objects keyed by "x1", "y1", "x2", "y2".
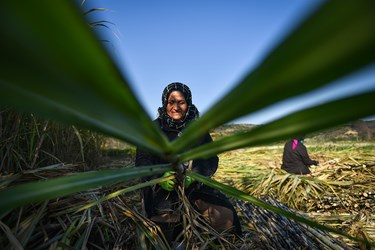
[
  {"x1": 135, "y1": 118, "x2": 218, "y2": 180},
  {"x1": 135, "y1": 118, "x2": 242, "y2": 235},
  {"x1": 281, "y1": 139, "x2": 317, "y2": 175}
]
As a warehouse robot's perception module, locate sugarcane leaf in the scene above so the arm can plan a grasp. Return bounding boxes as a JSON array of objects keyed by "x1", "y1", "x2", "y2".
[
  {"x1": 261, "y1": 170, "x2": 275, "y2": 193},
  {"x1": 74, "y1": 175, "x2": 175, "y2": 213},
  {"x1": 173, "y1": 0, "x2": 375, "y2": 153},
  {"x1": 0, "y1": 1, "x2": 169, "y2": 155},
  {"x1": 277, "y1": 174, "x2": 292, "y2": 193},
  {"x1": 0, "y1": 164, "x2": 169, "y2": 214},
  {"x1": 179, "y1": 90, "x2": 375, "y2": 161},
  {"x1": 59, "y1": 218, "x2": 80, "y2": 248},
  {"x1": 19, "y1": 201, "x2": 48, "y2": 247},
  {"x1": 287, "y1": 176, "x2": 301, "y2": 203},
  {"x1": 0, "y1": 221, "x2": 23, "y2": 249}
]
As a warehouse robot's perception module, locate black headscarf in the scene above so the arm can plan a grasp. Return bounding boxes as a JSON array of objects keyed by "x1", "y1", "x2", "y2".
[{"x1": 158, "y1": 82, "x2": 199, "y2": 130}]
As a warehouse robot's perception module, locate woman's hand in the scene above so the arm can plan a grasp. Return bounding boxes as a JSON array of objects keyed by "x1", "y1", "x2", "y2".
[
  {"x1": 184, "y1": 175, "x2": 194, "y2": 189},
  {"x1": 160, "y1": 171, "x2": 176, "y2": 191},
  {"x1": 159, "y1": 171, "x2": 195, "y2": 191}
]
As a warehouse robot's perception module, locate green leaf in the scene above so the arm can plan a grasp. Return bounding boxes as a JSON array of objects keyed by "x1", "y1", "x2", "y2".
[
  {"x1": 74, "y1": 175, "x2": 175, "y2": 213},
  {"x1": 173, "y1": 0, "x2": 375, "y2": 154},
  {"x1": 0, "y1": 164, "x2": 169, "y2": 214},
  {"x1": 179, "y1": 90, "x2": 375, "y2": 161},
  {"x1": 0, "y1": 1, "x2": 170, "y2": 156},
  {"x1": 15, "y1": 201, "x2": 48, "y2": 247}
]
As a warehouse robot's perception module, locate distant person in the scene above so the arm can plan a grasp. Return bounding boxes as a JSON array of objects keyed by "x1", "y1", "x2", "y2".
[
  {"x1": 281, "y1": 136, "x2": 319, "y2": 175},
  {"x1": 135, "y1": 82, "x2": 242, "y2": 247}
]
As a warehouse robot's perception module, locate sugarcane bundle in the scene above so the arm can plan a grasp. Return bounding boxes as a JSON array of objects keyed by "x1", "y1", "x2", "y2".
[{"x1": 236, "y1": 195, "x2": 351, "y2": 250}]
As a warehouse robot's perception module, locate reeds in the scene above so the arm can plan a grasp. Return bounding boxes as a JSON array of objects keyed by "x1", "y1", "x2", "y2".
[
  {"x1": 0, "y1": 170, "x2": 239, "y2": 249},
  {"x1": 0, "y1": 109, "x2": 104, "y2": 174}
]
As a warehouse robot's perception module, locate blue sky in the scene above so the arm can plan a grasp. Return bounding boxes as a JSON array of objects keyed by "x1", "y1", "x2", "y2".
[{"x1": 87, "y1": 1, "x2": 375, "y2": 124}]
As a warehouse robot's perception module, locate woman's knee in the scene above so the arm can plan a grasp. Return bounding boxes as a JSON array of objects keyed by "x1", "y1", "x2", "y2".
[
  {"x1": 194, "y1": 199, "x2": 234, "y2": 232},
  {"x1": 151, "y1": 213, "x2": 179, "y2": 223}
]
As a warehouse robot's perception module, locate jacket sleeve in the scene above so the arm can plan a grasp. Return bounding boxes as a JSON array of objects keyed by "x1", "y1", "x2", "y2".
[
  {"x1": 297, "y1": 144, "x2": 316, "y2": 166},
  {"x1": 135, "y1": 147, "x2": 160, "y2": 181},
  {"x1": 191, "y1": 132, "x2": 218, "y2": 177}
]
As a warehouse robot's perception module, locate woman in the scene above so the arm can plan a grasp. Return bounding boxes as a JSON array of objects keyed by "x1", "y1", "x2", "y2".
[
  {"x1": 281, "y1": 136, "x2": 319, "y2": 175},
  {"x1": 135, "y1": 82, "x2": 242, "y2": 245}
]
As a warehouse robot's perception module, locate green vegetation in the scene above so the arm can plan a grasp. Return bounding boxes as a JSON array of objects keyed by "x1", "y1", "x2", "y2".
[
  {"x1": 1, "y1": 0, "x2": 375, "y2": 249},
  {"x1": 0, "y1": 109, "x2": 104, "y2": 173}
]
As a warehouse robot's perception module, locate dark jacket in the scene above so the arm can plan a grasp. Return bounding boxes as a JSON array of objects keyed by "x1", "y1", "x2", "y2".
[
  {"x1": 135, "y1": 118, "x2": 219, "y2": 217},
  {"x1": 281, "y1": 139, "x2": 317, "y2": 175},
  {"x1": 135, "y1": 118, "x2": 218, "y2": 180},
  {"x1": 135, "y1": 118, "x2": 242, "y2": 235}
]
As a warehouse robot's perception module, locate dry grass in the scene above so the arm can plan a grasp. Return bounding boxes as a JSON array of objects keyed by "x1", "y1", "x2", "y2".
[
  {"x1": 1, "y1": 119, "x2": 374, "y2": 248},
  {"x1": 0, "y1": 109, "x2": 105, "y2": 173},
  {"x1": 2, "y1": 140, "x2": 374, "y2": 249},
  {"x1": 215, "y1": 141, "x2": 375, "y2": 248}
]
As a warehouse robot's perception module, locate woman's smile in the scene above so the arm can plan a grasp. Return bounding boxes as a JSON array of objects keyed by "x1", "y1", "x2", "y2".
[{"x1": 166, "y1": 90, "x2": 187, "y2": 121}]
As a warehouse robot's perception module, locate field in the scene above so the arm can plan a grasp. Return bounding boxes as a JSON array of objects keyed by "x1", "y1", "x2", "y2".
[
  {"x1": 102, "y1": 122, "x2": 375, "y2": 248},
  {"x1": 2, "y1": 1, "x2": 375, "y2": 248},
  {"x1": 1, "y1": 121, "x2": 374, "y2": 249},
  {"x1": 212, "y1": 123, "x2": 375, "y2": 248}
]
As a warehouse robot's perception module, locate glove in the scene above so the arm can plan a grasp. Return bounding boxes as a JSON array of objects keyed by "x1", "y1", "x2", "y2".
[
  {"x1": 160, "y1": 171, "x2": 176, "y2": 191},
  {"x1": 312, "y1": 160, "x2": 319, "y2": 166},
  {"x1": 184, "y1": 175, "x2": 194, "y2": 189}
]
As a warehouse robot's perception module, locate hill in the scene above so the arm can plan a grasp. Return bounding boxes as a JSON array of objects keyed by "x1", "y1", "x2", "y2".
[{"x1": 212, "y1": 120, "x2": 375, "y2": 142}]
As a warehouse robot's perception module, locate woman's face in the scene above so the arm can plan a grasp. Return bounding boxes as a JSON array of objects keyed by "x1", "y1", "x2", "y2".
[{"x1": 166, "y1": 90, "x2": 188, "y2": 121}]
